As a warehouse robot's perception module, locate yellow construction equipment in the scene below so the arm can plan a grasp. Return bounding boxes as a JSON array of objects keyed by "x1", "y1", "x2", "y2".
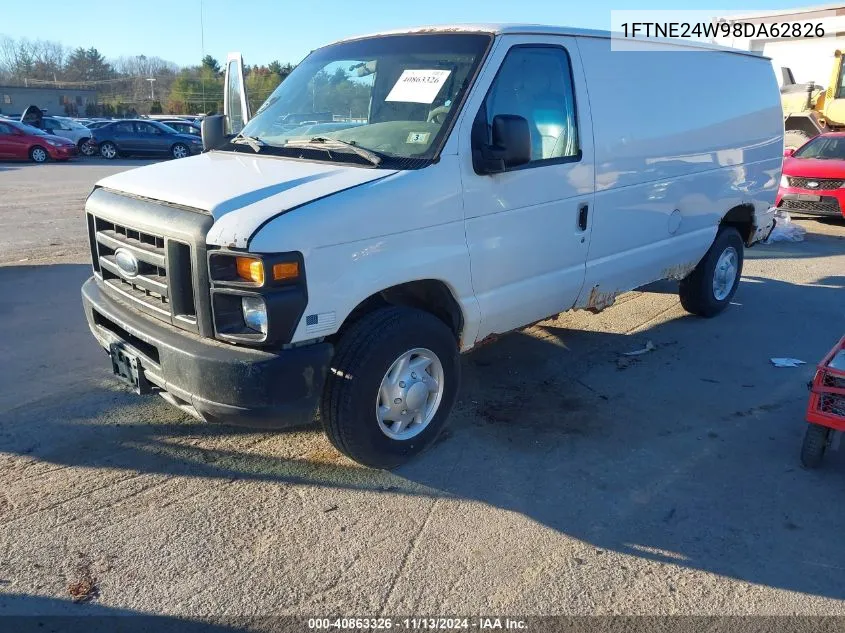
[{"x1": 782, "y1": 50, "x2": 845, "y2": 149}]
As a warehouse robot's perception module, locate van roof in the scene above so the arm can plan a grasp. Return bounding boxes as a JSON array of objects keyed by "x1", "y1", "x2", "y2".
[{"x1": 331, "y1": 24, "x2": 765, "y2": 58}]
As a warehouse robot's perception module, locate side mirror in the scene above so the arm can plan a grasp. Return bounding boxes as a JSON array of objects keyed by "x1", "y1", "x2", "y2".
[
  {"x1": 201, "y1": 114, "x2": 227, "y2": 151},
  {"x1": 476, "y1": 114, "x2": 531, "y2": 174},
  {"x1": 783, "y1": 147, "x2": 795, "y2": 157}
]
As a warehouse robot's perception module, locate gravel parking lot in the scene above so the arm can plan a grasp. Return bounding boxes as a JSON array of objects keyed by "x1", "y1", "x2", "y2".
[{"x1": 1, "y1": 158, "x2": 845, "y2": 624}]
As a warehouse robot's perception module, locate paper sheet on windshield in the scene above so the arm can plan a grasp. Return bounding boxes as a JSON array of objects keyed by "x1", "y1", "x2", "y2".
[{"x1": 385, "y1": 69, "x2": 451, "y2": 104}]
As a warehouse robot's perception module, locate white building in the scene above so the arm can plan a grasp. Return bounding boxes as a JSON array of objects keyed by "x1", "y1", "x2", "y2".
[{"x1": 712, "y1": 4, "x2": 845, "y2": 88}]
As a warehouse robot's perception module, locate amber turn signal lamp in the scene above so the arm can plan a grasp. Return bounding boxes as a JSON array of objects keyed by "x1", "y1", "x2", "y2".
[
  {"x1": 271, "y1": 261, "x2": 299, "y2": 281},
  {"x1": 235, "y1": 257, "x2": 264, "y2": 284}
]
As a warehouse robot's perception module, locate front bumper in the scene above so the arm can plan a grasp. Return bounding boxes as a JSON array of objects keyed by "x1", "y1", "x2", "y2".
[
  {"x1": 48, "y1": 145, "x2": 78, "y2": 159},
  {"x1": 776, "y1": 186, "x2": 845, "y2": 218},
  {"x1": 82, "y1": 277, "x2": 333, "y2": 428}
]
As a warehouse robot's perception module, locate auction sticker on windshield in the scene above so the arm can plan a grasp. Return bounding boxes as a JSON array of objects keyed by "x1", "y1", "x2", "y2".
[{"x1": 386, "y1": 69, "x2": 451, "y2": 104}]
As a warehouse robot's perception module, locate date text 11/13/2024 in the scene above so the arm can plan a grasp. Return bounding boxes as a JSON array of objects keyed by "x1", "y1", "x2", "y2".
[{"x1": 307, "y1": 617, "x2": 528, "y2": 630}]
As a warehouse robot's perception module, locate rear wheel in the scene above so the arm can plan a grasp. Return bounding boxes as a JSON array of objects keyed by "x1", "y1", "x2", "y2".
[
  {"x1": 679, "y1": 226, "x2": 744, "y2": 317},
  {"x1": 320, "y1": 306, "x2": 460, "y2": 469},
  {"x1": 801, "y1": 424, "x2": 830, "y2": 469},
  {"x1": 99, "y1": 141, "x2": 118, "y2": 159},
  {"x1": 171, "y1": 143, "x2": 189, "y2": 159},
  {"x1": 29, "y1": 146, "x2": 48, "y2": 163}
]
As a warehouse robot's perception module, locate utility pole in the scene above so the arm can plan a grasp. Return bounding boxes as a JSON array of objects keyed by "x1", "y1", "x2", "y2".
[
  {"x1": 200, "y1": 0, "x2": 207, "y2": 113},
  {"x1": 146, "y1": 77, "x2": 156, "y2": 100}
]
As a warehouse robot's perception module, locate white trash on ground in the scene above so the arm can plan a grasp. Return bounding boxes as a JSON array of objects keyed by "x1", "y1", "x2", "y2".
[
  {"x1": 770, "y1": 357, "x2": 807, "y2": 368},
  {"x1": 623, "y1": 340, "x2": 656, "y2": 356},
  {"x1": 764, "y1": 210, "x2": 806, "y2": 243}
]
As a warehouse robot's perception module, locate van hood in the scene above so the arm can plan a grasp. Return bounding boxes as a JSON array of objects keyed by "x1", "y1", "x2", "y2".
[{"x1": 95, "y1": 150, "x2": 397, "y2": 249}]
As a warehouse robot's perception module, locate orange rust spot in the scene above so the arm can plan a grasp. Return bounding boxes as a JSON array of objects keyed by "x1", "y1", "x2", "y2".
[
  {"x1": 662, "y1": 261, "x2": 697, "y2": 281},
  {"x1": 585, "y1": 286, "x2": 619, "y2": 313}
]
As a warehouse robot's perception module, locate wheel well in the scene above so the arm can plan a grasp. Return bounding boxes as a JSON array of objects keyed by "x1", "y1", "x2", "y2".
[
  {"x1": 721, "y1": 204, "x2": 755, "y2": 244},
  {"x1": 335, "y1": 280, "x2": 464, "y2": 342}
]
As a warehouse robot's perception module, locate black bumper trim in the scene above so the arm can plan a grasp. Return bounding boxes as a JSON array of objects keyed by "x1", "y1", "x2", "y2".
[{"x1": 82, "y1": 277, "x2": 333, "y2": 428}]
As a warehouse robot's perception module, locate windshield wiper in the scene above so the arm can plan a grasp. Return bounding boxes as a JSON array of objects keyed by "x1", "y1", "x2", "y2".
[
  {"x1": 285, "y1": 136, "x2": 383, "y2": 166},
  {"x1": 231, "y1": 134, "x2": 266, "y2": 153}
]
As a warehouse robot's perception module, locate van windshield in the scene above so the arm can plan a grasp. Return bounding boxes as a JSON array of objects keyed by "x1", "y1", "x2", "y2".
[{"x1": 236, "y1": 33, "x2": 492, "y2": 168}]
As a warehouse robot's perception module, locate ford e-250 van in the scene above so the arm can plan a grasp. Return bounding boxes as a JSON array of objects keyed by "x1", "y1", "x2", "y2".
[{"x1": 81, "y1": 25, "x2": 782, "y2": 468}]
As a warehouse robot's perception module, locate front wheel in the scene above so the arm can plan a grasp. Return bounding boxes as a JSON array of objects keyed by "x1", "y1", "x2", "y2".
[
  {"x1": 79, "y1": 138, "x2": 96, "y2": 156},
  {"x1": 171, "y1": 143, "x2": 189, "y2": 159},
  {"x1": 801, "y1": 424, "x2": 830, "y2": 469},
  {"x1": 99, "y1": 141, "x2": 118, "y2": 159},
  {"x1": 679, "y1": 226, "x2": 744, "y2": 317},
  {"x1": 320, "y1": 306, "x2": 460, "y2": 469},
  {"x1": 29, "y1": 146, "x2": 48, "y2": 163}
]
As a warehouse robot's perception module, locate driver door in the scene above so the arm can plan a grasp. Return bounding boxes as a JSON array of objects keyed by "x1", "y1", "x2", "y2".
[
  {"x1": 223, "y1": 52, "x2": 251, "y2": 135},
  {"x1": 459, "y1": 35, "x2": 595, "y2": 341}
]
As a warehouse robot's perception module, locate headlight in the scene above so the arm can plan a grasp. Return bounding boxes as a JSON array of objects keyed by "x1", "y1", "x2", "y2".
[
  {"x1": 241, "y1": 296, "x2": 268, "y2": 335},
  {"x1": 209, "y1": 251, "x2": 306, "y2": 345},
  {"x1": 780, "y1": 175, "x2": 789, "y2": 187},
  {"x1": 46, "y1": 139, "x2": 60, "y2": 147}
]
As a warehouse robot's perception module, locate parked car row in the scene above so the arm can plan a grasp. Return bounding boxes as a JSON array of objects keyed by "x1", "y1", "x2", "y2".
[{"x1": 0, "y1": 107, "x2": 203, "y2": 161}]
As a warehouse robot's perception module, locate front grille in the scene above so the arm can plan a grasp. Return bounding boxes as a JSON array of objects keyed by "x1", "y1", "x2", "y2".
[
  {"x1": 787, "y1": 176, "x2": 844, "y2": 190},
  {"x1": 778, "y1": 196, "x2": 841, "y2": 216},
  {"x1": 88, "y1": 214, "x2": 197, "y2": 329}
]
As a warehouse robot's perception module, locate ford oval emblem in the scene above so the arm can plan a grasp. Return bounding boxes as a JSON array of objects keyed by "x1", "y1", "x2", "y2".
[
  {"x1": 806, "y1": 181, "x2": 819, "y2": 189},
  {"x1": 114, "y1": 248, "x2": 139, "y2": 278}
]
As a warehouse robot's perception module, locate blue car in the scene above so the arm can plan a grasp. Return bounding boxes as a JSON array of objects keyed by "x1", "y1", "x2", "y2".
[{"x1": 92, "y1": 119, "x2": 203, "y2": 159}]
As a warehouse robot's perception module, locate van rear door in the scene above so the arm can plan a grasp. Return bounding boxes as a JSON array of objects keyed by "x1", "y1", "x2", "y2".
[{"x1": 223, "y1": 52, "x2": 251, "y2": 135}]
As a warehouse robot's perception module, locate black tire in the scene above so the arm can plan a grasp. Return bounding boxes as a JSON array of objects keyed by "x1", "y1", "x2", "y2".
[
  {"x1": 99, "y1": 141, "x2": 118, "y2": 159},
  {"x1": 801, "y1": 424, "x2": 830, "y2": 469},
  {"x1": 320, "y1": 306, "x2": 460, "y2": 469},
  {"x1": 784, "y1": 129, "x2": 811, "y2": 151},
  {"x1": 29, "y1": 145, "x2": 48, "y2": 163},
  {"x1": 79, "y1": 138, "x2": 96, "y2": 156},
  {"x1": 679, "y1": 226, "x2": 744, "y2": 317},
  {"x1": 171, "y1": 143, "x2": 189, "y2": 159}
]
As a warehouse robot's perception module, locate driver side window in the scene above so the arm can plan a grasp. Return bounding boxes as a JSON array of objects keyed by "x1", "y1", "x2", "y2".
[
  {"x1": 135, "y1": 122, "x2": 161, "y2": 135},
  {"x1": 480, "y1": 46, "x2": 580, "y2": 165}
]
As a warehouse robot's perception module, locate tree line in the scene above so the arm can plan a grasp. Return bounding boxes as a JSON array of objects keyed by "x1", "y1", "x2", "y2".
[{"x1": 0, "y1": 36, "x2": 295, "y2": 116}]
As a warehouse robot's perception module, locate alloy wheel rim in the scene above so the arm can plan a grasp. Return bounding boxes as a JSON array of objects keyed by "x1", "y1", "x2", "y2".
[
  {"x1": 173, "y1": 145, "x2": 187, "y2": 158},
  {"x1": 32, "y1": 148, "x2": 46, "y2": 162},
  {"x1": 376, "y1": 348, "x2": 445, "y2": 441},
  {"x1": 712, "y1": 246, "x2": 739, "y2": 301},
  {"x1": 101, "y1": 144, "x2": 115, "y2": 158}
]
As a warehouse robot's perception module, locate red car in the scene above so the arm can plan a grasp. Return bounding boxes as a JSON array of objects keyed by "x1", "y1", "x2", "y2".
[
  {"x1": 0, "y1": 118, "x2": 78, "y2": 163},
  {"x1": 777, "y1": 132, "x2": 845, "y2": 220}
]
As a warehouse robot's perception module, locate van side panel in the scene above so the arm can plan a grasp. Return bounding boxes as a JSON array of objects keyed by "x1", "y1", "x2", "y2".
[
  {"x1": 248, "y1": 156, "x2": 481, "y2": 350},
  {"x1": 574, "y1": 37, "x2": 783, "y2": 306}
]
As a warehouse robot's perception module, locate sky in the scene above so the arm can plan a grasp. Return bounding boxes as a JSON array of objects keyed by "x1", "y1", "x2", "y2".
[{"x1": 0, "y1": 0, "x2": 829, "y2": 67}]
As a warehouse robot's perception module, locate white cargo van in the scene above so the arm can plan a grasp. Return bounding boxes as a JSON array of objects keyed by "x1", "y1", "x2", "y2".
[{"x1": 81, "y1": 25, "x2": 782, "y2": 468}]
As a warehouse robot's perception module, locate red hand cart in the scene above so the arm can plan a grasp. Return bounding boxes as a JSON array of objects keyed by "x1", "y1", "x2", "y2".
[{"x1": 801, "y1": 335, "x2": 845, "y2": 468}]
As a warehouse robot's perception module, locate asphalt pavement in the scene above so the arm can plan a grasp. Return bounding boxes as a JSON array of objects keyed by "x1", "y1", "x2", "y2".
[{"x1": 1, "y1": 158, "x2": 845, "y2": 623}]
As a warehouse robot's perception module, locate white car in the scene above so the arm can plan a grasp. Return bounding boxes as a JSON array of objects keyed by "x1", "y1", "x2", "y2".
[
  {"x1": 42, "y1": 117, "x2": 95, "y2": 155},
  {"x1": 80, "y1": 25, "x2": 782, "y2": 468}
]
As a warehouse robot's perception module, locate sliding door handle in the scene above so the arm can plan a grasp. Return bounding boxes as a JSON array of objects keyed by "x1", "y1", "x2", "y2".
[{"x1": 577, "y1": 203, "x2": 589, "y2": 231}]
